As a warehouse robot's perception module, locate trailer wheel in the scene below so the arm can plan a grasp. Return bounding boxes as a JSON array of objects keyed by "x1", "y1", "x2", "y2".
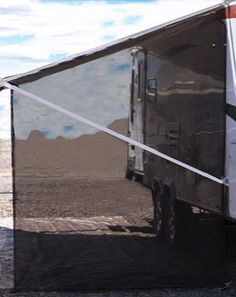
[
  {"x1": 152, "y1": 190, "x2": 166, "y2": 241},
  {"x1": 164, "y1": 197, "x2": 192, "y2": 246},
  {"x1": 125, "y1": 168, "x2": 134, "y2": 180}
]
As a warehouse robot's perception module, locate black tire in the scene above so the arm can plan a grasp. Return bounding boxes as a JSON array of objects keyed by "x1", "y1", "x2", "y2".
[
  {"x1": 152, "y1": 190, "x2": 166, "y2": 241},
  {"x1": 164, "y1": 197, "x2": 176, "y2": 245},
  {"x1": 125, "y1": 168, "x2": 134, "y2": 180},
  {"x1": 164, "y1": 197, "x2": 192, "y2": 246}
]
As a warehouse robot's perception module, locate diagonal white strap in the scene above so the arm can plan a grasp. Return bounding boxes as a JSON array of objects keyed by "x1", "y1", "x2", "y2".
[{"x1": 0, "y1": 80, "x2": 226, "y2": 185}]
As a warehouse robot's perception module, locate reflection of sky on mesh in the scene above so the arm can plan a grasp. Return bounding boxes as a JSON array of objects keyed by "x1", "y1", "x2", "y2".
[
  {"x1": 13, "y1": 49, "x2": 131, "y2": 139},
  {"x1": 0, "y1": 89, "x2": 11, "y2": 139}
]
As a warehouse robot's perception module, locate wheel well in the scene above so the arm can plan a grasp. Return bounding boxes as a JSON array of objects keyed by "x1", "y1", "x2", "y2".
[
  {"x1": 152, "y1": 178, "x2": 166, "y2": 195},
  {"x1": 163, "y1": 185, "x2": 171, "y2": 198},
  {"x1": 152, "y1": 181, "x2": 160, "y2": 193},
  {"x1": 152, "y1": 181, "x2": 174, "y2": 198}
]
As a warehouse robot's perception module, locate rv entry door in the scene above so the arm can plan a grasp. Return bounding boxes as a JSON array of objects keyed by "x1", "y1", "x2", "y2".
[{"x1": 129, "y1": 48, "x2": 146, "y2": 177}]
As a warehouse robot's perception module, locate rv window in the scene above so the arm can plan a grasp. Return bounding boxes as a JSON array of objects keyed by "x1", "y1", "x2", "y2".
[
  {"x1": 148, "y1": 77, "x2": 156, "y2": 91},
  {"x1": 147, "y1": 77, "x2": 157, "y2": 101}
]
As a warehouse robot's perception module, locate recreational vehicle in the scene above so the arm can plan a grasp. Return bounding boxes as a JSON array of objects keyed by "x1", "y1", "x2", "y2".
[{"x1": 126, "y1": 1, "x2": 236, "y2": 244}]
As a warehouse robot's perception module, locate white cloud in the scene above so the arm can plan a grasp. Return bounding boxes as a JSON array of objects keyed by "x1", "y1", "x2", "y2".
[{"x1": 0, "y1": 0, "x2": 222, "y2": 77}]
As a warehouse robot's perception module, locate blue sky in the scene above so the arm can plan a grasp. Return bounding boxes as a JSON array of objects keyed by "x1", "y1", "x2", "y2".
[{"x1": 0, "y1": 34, "x2": 34, "y2": 45}]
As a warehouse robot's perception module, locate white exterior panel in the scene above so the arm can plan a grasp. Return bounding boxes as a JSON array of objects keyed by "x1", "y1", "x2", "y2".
[{"x1": 225, "y1": 10, "x2": 236, "y2": 219}]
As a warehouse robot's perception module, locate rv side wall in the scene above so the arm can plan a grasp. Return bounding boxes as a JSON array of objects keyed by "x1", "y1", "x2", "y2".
[{"x1": 141, "y1": 9, "x2": 226, "y2": 214}]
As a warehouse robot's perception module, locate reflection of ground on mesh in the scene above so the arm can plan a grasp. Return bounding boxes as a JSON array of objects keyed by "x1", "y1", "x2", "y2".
[
  {"x1": 15, "y1": 177, "x2": 153, "y2": 218},
  {"x1": 0, "y1": 218, "x2": 13, "y2": 289},
  {"x1": 0, "y1": 139, "x2": 13, "y2": 289}
]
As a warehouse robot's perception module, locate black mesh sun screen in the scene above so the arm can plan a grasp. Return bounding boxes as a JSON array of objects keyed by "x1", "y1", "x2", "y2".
[{"x1": 11, "y1": 8, "x2": 228, "y2": 291}]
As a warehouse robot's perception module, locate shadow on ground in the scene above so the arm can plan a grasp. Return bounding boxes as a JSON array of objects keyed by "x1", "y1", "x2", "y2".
[{"x1": 14, "y1": 215, "x2": 226, "y2": 291}]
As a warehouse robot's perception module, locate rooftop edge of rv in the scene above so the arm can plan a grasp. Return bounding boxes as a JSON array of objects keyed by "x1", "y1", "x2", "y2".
[{"x1": 1, "y1": 0, "x2": 235, "y2": 88}]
